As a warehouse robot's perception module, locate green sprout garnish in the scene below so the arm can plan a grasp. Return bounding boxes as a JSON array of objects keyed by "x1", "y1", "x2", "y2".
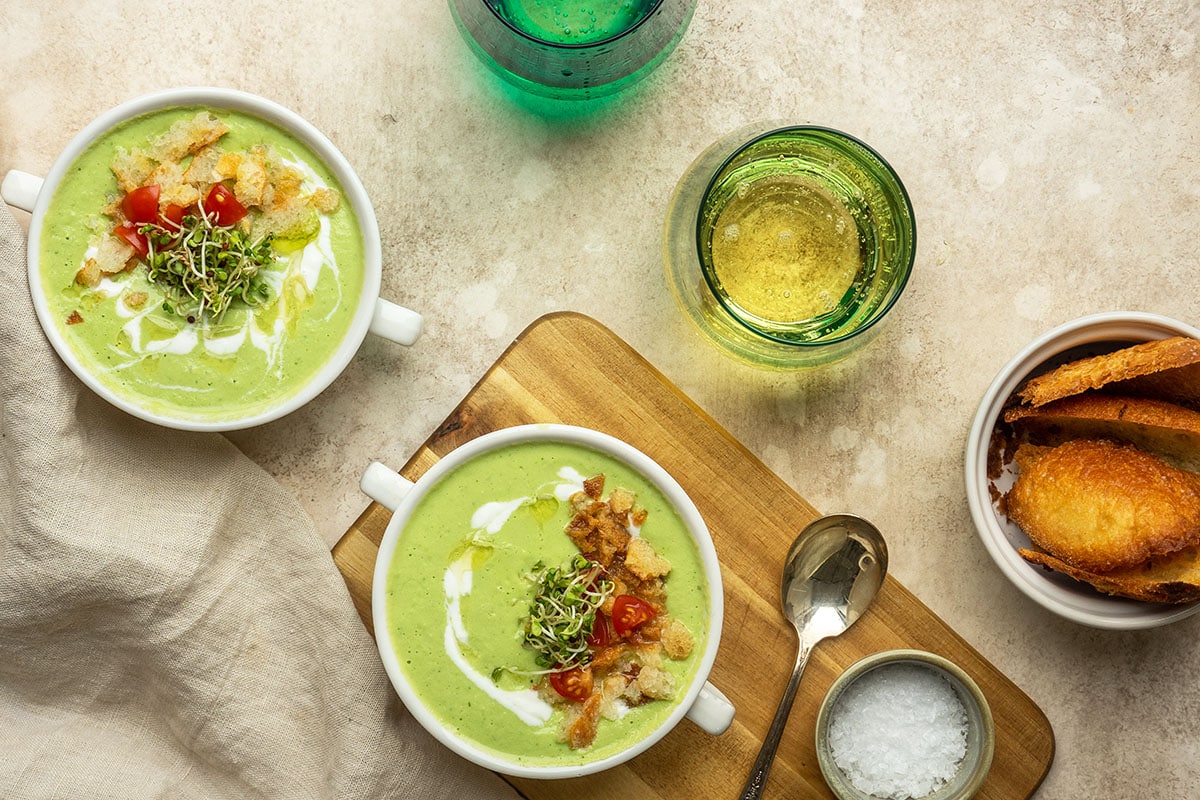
[
  {"x1": 522, "y1": 554, "x2": 613, "y2": 672},
  {"x1": 140, "y1": 203, "x2": 275, "y2": 323}
]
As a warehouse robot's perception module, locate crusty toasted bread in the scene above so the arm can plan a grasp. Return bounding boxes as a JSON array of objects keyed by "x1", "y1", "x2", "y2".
[
  {"x1": 1005, "y1": 394, "x2": 1200, "y2": 473},
  {"x1": 1017, "y1": 336, "x2": 1200, "y2": 410},
  {"x1": 1007, "y1": 439, "x2": 1200, "y2": 572},
  {"x1": 1019, "y1": 546, "x2": 1200, "y2": 604}
]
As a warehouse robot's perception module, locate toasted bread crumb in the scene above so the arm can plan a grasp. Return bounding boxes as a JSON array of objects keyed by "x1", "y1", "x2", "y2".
[
  {"x1": 216, "y1": 151, "x2": 243, "y2": 179},
  {"x1": 311, "y1": 186, "x2": 340, "y2": 213},
  {"x1": 110, "y1": 148, "x2": 155, "y2": 194},
  {"x1": 660, "y1": 617, "x2": 694, "y2": 659},
  {"x1": 152, "y1": 111, "x2": 229, "y2": 163},
  {"x1": 95, "y1": 236, "x2": 135, "y2": 276},
  {"x1": 75, "y1": 258, "x2": 102, "y2": 287},
  {"x1": 583, "y1": 474, "x2": 605, "y2": 500},
  {"x1": 626, "y1": 536, "x2": 672, "y2": 580},
  {"x1": 234, "y1": 146, "x2": 268, "y2": 207},
  {"x1": 630, "y1": 665, "x2": 675, "y2": 701},
  {"x1": 182, "y1": 145, "x2": 223, "y2": 186},
  {"x1": 66, "y1": 310, "x2": 84, "y2": 325}
]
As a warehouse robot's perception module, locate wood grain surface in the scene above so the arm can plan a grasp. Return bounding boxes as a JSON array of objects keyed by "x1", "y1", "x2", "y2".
[{"x1": 331, "y1": 312, "x2": 1055, "y2": 799}]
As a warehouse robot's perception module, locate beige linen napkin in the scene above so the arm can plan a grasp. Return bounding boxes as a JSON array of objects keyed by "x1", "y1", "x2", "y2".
[{"x1": 0, "y1": 208, "x2": 516, "y2": 799}]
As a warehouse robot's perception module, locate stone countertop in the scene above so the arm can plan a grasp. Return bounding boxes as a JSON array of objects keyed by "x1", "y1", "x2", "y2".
[{"x1": 3, "y1": 1, "x2": 1198, "y2": 796}]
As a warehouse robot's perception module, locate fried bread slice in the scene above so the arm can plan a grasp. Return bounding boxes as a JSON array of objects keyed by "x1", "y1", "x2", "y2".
[
  {"x1": 1007, "y1": 439, "x2": 1200, "y2": 572},
  {"x1": 1019, "y1": 546, "x2": 1200, "y2": 604},
  {"x1": 1005, "y1": 394, "x2": 1200, "y2": 473},
  {"x1": 1017, "y1": 336, "x2": 1200, "y2": 409}
]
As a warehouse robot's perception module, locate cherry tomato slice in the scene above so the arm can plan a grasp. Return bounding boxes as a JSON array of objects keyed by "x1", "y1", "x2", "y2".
[
  {"x1": 161, "y1": 203, "x2": 186, "y2": 230},
  {"x1": 113, "y1": 222, "x2": 149, "y2": 259},
  {"x1": 203, "y1": 183, "x2": 248, "y2": 226},
  {"x1": 612, "y1": 595, "x2": 657, "y2": 636},
  {"x1": 548, "y1": 667, "x2": 594, "y2": 702},
  {"x1": 121, "y1": 184, "x2": 160, "y2": 225},
  {"x1": 586, "y1": 613, "x2": 613, "y2": 649}
]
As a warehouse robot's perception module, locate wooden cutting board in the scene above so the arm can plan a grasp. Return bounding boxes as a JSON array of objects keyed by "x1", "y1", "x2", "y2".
[{"x1": 332, "y1": 312, "x2": 1054, "y2": 799}]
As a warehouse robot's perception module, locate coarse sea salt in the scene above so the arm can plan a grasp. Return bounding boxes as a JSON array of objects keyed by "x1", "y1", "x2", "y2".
[{"x1": 828, "y1": 662, "x2": 969, "y2": 800}]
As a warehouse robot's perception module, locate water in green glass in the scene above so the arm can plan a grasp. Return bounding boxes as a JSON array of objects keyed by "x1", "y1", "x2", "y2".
[
  {"x1": 490, "y1": 0, "x2": 654, "y2": 44},
  {"x1": 450, "y1": 0, "x2": 691, "y2": 103}
]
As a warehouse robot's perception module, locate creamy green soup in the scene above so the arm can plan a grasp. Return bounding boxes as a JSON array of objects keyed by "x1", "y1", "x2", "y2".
[
  {"x1": 384, "y1": 440, "x2": 709, "y2": 768},
  {"x1": 39, "y1": 106, "x2": 363, "y2": 423}
]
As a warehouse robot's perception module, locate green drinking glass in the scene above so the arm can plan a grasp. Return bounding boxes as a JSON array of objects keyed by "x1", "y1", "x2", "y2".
[
  {"x1": 663, "y1": 123, "x2": 917, "y2": 369},
  {"x1": 448, "y1": 0, "x2": 696, "y2": 100}
]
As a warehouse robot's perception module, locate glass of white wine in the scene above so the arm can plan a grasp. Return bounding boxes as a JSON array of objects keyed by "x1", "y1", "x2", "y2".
[{"x1": 664, "y1": 124, "x2": 916, "y2": 369}]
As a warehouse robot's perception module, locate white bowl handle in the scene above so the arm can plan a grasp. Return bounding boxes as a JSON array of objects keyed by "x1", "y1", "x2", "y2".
[
  {"x1": 2, "y1": 169, "x2": 44, "y2": 212},
  {"x1": 360, "y1": 461, "x2": 415, "y2": 512},
  {"x1": 687, "y1": 680, "x2": 735, "y2": 735},
  {"x1": 370, "y1": 298, "x2": 423, "y2": 346}
]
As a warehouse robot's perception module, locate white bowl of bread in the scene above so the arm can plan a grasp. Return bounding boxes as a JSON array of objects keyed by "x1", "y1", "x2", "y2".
[{"x1": 966, "y1": 312, "x2": 1200, "y2": 629}]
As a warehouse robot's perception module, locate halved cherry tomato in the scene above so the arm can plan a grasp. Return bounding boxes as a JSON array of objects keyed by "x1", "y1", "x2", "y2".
[
  {"x1": 113, "y1": 222, "x2": 149, "y2": 259},
  {"x1": 121, "y1": 184, "x2": 160, "y2": 224},
  {"x1": 586, "y1": 613, "x2": 613, "y2": 649},
  {"x1": 612, "y1": 595, "x2": 657, "y2": 636},
  {"x1": 548, "y1": 667, "x2": 594, "y2": 702},
  {"x1": 161, "y1": 203, "x2": 186, "y2": 230},
  {"x1": 203, "y1": 183, "x2": 248, "y2": 226}
]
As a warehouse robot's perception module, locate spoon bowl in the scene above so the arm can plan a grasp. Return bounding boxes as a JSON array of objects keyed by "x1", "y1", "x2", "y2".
[{"x1": 739, "y1": 514, "x2": 888, "y2": 800}]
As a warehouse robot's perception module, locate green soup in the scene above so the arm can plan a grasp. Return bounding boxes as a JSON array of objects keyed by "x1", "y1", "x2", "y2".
[
  {"x1": 384, "y1": 440, "x2": 710, "y2": 768},
  {"x1": 38, "y1": 106, "x2": 364, "y2": 423}
]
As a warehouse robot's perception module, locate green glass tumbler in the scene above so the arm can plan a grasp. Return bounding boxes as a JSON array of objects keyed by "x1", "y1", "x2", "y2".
[
  {"x1": 448, "y1": 0, "x2": 696, "y2": 100},
  {"x1": 663, "y1": 123, "x2": 916, "y2": 369}
]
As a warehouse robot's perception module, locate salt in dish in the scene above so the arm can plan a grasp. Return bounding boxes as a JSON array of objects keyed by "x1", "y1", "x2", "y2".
[{"x1": 815, "y1": 650, "x2": 994, "y2": 800}]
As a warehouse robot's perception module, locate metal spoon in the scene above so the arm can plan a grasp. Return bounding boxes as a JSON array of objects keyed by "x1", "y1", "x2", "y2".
[{"x1": 739, "y1": 514, "x2": 888, "y2": 800}]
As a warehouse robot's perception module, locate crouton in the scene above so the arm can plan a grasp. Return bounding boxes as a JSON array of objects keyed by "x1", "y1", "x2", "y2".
[
  {"x1": 583, "y1": 474, "x2": 605, "y2": 500},
  {"x1": 147, "y1": 160, "x2": 200, "y2": 208},
  {"x1": 311, "y1": 186, "x2": 340, "y2": 214},
  {"x1": 110, "y1": 148, "x2": 156, "y2": 194},
  {"x1": 216, "y1": 151, "x2": 243, "y2": 179},
  {"x1": 660, "y1": 617, "x2": 694, "y2": 660},
  {"x1": 234, "y1": 145, "x2": 268, "y2": 207},
  {"x1": 626, "y1": 536, "x2": 672, "y2": 580},
  {"x1": 151, "y1": 111, "x2": 229, "y2": 163},
  {"x1": 598, "y1": 674, "x2": 630, "y2": 720},
  {"x1": 562, "y1": 694, "x2": 602, "y2": 750},
  {"x1": 630, "y1": 665, "x2": 675, "y2": 701},
  {"x1": 609, "y1": 487, "x2": 635, "y2": 516},
  {"x1": 182, "y1": 145, "x2": 223, "y2": 185},
  {"x1": 66, "y1": 310, "x2": 84, "y2": 325},
  {"x1": 94, "y1": 236, "x2": 135, "y2": 275},
  {"x1": 75, "y1": 258, "x2": 102, "y2": 288}
]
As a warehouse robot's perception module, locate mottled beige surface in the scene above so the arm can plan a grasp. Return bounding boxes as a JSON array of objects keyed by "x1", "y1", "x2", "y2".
[{"x1": 3, "y1": 0, "x2": 1199, "y2": 796}]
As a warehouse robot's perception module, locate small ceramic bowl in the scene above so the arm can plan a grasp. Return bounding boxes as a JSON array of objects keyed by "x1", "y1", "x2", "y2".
[
  {"x1": 815, "y1": 650, "x2": 994, "y2": 800},
  {"x1": 964, "y1": 311, "x2": 1200, "y2": 629}
]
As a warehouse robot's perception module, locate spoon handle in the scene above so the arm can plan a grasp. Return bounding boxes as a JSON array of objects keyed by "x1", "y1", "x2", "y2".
[{"x1": 738, "y1": 641, "x2": 813, "y2": 800}]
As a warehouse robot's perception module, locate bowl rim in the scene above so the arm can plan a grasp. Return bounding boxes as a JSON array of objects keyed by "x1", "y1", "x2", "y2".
[
  {"x1": 25, "y1": 85, "x2": 382, "y2": 432},
  {"x1": 814, "y1": 648, "x2": 995, "y2": 800},
  {"x1": 369, "y1": 423, "x2": 726, "y2": 778},
  {"x1": 964, "y1": 311, "x2": 1200, "y2": 629}
]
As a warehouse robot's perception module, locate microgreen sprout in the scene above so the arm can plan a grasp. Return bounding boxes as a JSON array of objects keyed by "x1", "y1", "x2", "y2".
[
  {"x1": 140, "y1": 197, "x2": 275, "y2": 323},
  {"x1": 521, "y1": 554, "x2": 613, "y2": 673}
]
